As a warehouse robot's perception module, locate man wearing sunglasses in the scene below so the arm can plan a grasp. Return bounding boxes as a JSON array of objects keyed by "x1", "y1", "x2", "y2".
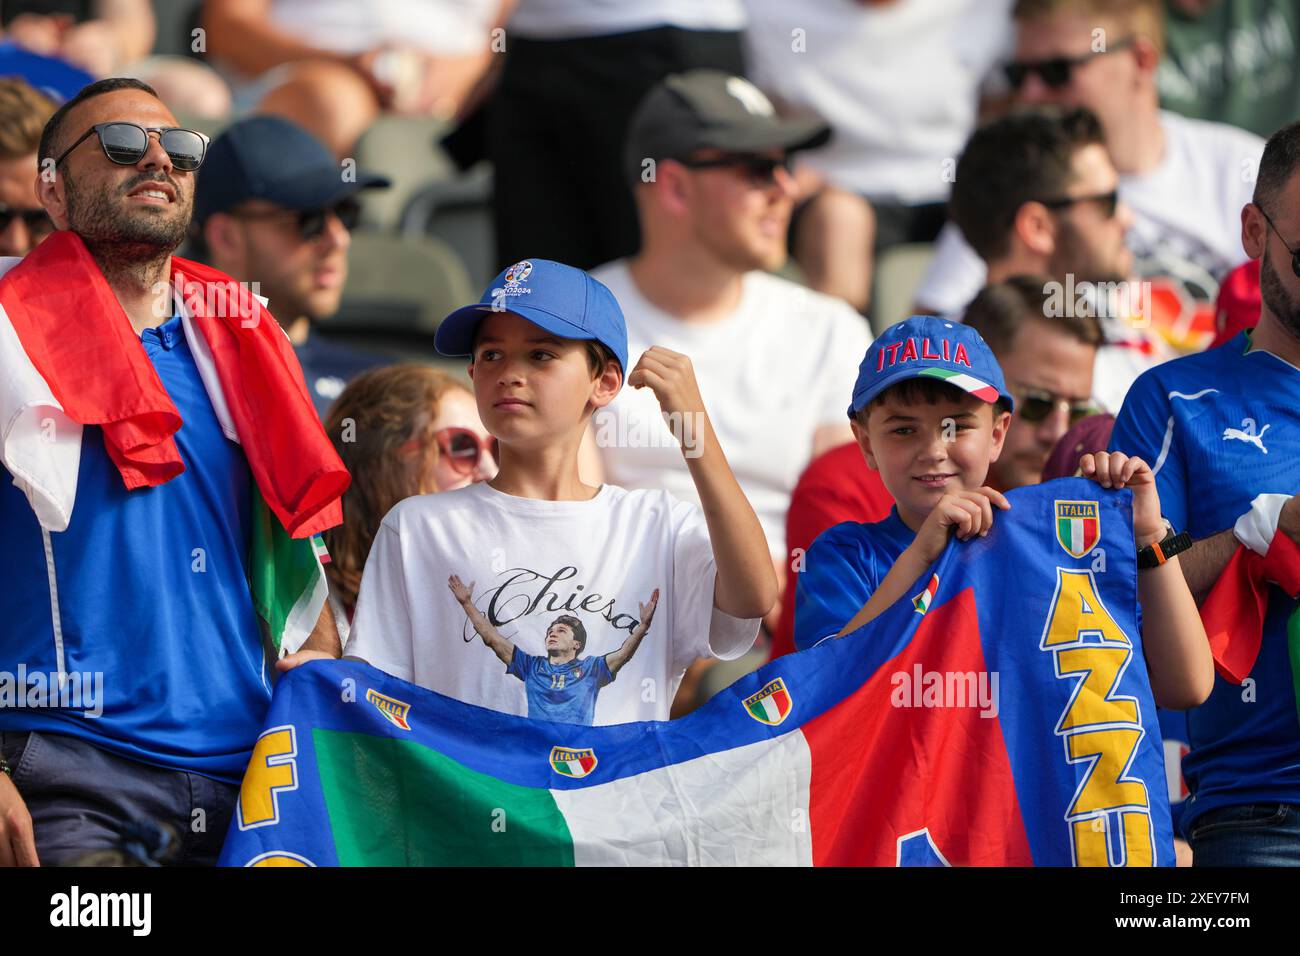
[
  {"x1": 0, "y1": 78, "x2": 55, "y2": 257},
  {"x1": 946, "y1": 106, "x2": 1171, "y2": 415},
  {"x1": 193, "y1": 115, "x2": 392, "y2": 416},
  {"x1": 592, "y1": 71, "x2": 872, "y2": 651},
  {"x1": 1108, "y1": 120, "x2": 1300, "y2": 867},
  {"x1": 0, "y1": 77, "x2": 349, "y2": 868},
  {"x1": 914, "y1": 0, "x2": 1264, "y2": 341}
]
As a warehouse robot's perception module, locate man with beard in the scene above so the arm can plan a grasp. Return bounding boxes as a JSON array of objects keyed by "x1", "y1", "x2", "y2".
[
  {"x1": 947, "y1": 106, "x2": 1160, "y2": 414},
  {"x1": 1109, "y1": 120, "x2": 1300, "y2": 865},
  {"x1": 193, "y1": 115, "x2": 392, "y2": 417},
  {"x1": 0, "y1": 78, "x2": 346, "y2": 866}
]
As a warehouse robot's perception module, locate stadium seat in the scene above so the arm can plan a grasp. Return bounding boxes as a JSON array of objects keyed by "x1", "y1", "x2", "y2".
[
  {"x1": 399, "y1": 164, "x2": 495, "y2": 290},
  {"x1": 335, "y1": 232, "x2": 474, "y2": 333},
  {"x1": 354, "y1": 115, "x2": 458, "y2": 232},
  {"x1": 870, "y1": 242, "x2": 936, "y2": 334}
]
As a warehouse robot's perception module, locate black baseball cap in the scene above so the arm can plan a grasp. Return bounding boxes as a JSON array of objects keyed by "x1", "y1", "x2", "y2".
[
  {"x1": 193, "y1": 115, "x2": 390, "y2": 227},
  {"x1": 625, "y1": 70, "x2": 831, "y2": 184}
]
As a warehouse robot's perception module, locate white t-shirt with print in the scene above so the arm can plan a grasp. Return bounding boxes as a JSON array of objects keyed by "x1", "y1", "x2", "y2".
[
  {"x1": 912, "y1": 111, "x2": 1265, "y2": 316},
  {"x1": 591, "y1": 261, "x2": 872, "y2": 557},
  {"x1": 345, "y1": 481, "x2": 760, "y2": 725}
]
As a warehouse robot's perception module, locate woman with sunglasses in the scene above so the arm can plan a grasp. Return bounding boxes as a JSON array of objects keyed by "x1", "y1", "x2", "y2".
[{"x1": 322, "y1": 364, "x2": 496, "y2": 642}]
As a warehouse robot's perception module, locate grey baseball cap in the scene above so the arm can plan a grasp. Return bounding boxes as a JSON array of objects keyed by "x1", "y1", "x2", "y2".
[{"x1": 625, "y1": 70, "x2": 831, "y2": 184}]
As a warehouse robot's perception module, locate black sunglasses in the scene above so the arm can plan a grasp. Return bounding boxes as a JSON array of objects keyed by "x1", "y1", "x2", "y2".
[
  {"x1": 1256, "y1": 204, "x2": 1300, "y2": 279},
  {"x1": 1012, "y1": 383, "x2": 1097, "y2": 425},
  {"x1": 232, "y1": 196, "x2": 363, "y2": 242},
  {"x1": 0, "y1": 202, "x2": 53, "y2": 238},
  {"x1": 1036, "y1": 188, "x2": 1119, "y2": 219},
  {"x1": 55, "y1": 122, "x2": 209, "y2": 171},
  {"x1": 676, "y1": 153, "x2": 792, "y2": 187},
  {"x1": 1003, "y1": 36, "x2": 1136, "y2": 90}
]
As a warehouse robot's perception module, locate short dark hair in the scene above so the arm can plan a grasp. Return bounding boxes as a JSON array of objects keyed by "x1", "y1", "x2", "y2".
[
  {"x1": 1253, "y1": 120, "x2": 1300, "y2": 214},
  {"x1": 950, "y1": 108, "x2": 1106, "y2": 261},
  {"x1": 584, "y1": 340, "x2": 619, "y2": 378},
  {"x1": 39, "y1": 76, "x2": 160, "y2": 165},
  {"x1": 551, "y1": 615, "x2": 587, "y2": 654},
  {"x1": 963, "y1": 275, "x2": 1103, "y2": 356},
  {"x1": 854, "y1": 377, "x2": 1011, "y2": 426}
]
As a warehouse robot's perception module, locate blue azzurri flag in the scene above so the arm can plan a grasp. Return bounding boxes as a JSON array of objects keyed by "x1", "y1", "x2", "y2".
[{"x1": 220, "y1": 480, "x2": 1173, "y2": 867}]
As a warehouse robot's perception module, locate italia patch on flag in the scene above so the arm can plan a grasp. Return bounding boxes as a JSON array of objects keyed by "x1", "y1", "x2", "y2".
[
  {"x1": 1055, "y1": 500, "x2": 1100, "y2": 558},
  {"x1": 366, "y1": 689, "x2": 412, "y2": 731},
  {"x1": 913, "y1": 573, "x2": 940, "y2": 614},
  {"x1": 550, "y1": 747, "x2": 598, "y2": 778},
  {"x1": 743, "y1": 678, "x2": 793, "y2": 726}
]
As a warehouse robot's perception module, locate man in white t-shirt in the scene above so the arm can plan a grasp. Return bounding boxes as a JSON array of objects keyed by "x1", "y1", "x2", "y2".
[
  {"x1": 593, "y1": 70, "x2": 872, "y2": 597},
  {"x1": 913, "y1": 0, "x2": 1264, "y2": 354}
]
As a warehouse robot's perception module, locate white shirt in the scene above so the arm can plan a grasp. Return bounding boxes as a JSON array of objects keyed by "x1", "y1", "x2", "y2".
[
  {"x1": 742, "y1": 0, "x2": 1014, "y2": 204},
  {"x1": 592, "y1": 261, "x2": 872, "y2": 557},
  {"x1": 345, "y1": 482, "x2": 760, "y2": 725},
  {"x1": 508, "y1": 0, "x2": 746, "y2": 39},
  {"x1": 269, "y1": 0, "x2": 500, "y2": 56},
  {"x1": 914, "y1": 111, "x2": 1265, "y2": 315}
]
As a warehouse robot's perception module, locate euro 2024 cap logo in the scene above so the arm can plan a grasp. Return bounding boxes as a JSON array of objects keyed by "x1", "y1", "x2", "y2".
[
  {"x1": 491, "y1": 260, "x2": 534, "y2": 310},
  {"x1": 1054, "y1": 500, "x2": 1100, "y2": 559}
]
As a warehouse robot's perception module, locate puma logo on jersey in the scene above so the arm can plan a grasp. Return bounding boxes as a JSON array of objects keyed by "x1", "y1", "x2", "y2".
[{"x1": 1222, "y1": 418, "x2": 1270, "y2": 454}]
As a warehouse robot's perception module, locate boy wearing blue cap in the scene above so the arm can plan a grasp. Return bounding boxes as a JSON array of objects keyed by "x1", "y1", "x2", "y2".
[
  {"x1": 793, "y1": 316, "x2": 1212, "y2": 710},
  {"x1": 339, "y1": 259, "x2": 777, "y2": 725}
]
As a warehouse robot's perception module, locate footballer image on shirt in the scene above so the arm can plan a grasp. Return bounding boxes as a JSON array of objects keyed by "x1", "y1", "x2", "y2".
[{"x1": 448, "y1": 574, "x2": 660, "y2": 725}]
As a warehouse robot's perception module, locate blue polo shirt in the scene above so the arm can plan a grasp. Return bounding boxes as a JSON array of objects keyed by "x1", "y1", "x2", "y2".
[
  {"x1": 0, "y1": 315, "x2": 270, "y2": 784},
  {"x1": 793, "y1": 508, "x2": 918, "y2": 651},
  {"x1": 1111, "y1": 331, "x2": 1300, "y2": 829}
]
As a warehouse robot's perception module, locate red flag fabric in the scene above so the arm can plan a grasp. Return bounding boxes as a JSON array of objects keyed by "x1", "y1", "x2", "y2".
[
  {"x1": 1201, "y1": 532, "x2": 1300, "y2": 683},
  {"x1": 0, "y1": 230, "x2": 346, "y2": 538}
]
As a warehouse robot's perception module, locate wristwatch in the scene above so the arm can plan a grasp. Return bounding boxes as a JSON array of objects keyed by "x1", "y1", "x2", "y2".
[{"x1": 1137, "y1": 520, "x2": 1193, "y2": 570}]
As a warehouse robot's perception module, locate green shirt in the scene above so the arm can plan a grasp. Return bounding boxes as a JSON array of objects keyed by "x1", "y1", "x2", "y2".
[{"x1": 1158, "y1": 0, "x2": 1300, "y2": 138}]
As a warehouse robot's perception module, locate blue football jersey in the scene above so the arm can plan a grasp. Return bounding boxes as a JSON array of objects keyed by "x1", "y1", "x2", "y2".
[
  {"x1": 1111, "y1": 332, "x2": 1300, "y2": 829},
  {"x1": 507, "y1": 649, "x2": 614, "y2": 726}
]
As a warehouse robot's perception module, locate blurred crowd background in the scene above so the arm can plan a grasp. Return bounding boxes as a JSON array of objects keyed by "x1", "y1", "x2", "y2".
[{"x1": 0, "y1": 0, "x2": 1294, "y2": 716}]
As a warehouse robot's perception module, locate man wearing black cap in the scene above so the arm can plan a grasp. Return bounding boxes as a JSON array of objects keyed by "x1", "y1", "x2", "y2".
[
  {"x1": 592, "y1": 70, "x2": 872, "y2": 661},
  {"x1": 193, "y1": 114, "x2": 391, "y2": 416}
]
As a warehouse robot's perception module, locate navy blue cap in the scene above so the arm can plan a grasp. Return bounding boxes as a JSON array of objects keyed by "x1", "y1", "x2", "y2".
[
  {"x1": 435, "y1": 259, "x2": 629, "y2": 375},
  {"x1": 848, "y1": 315, "x2": 1014, "y2": 417},
  {"x1": 193, "y1": 115, "x2": 389, "y2": 227}
]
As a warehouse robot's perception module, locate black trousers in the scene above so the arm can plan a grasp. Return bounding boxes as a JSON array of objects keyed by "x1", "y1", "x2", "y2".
[{"x1": 486, "y1": 26, "x2": 745, "y2": 272}]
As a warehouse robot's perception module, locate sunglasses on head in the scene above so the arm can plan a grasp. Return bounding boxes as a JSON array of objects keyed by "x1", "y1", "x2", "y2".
[
  {"x1": 0, "y1": 202, "x2": 53, "y2": 239},
  {"x1": 676, "y1": 152, "x2": 792, "y2": 187},
  {"x1": 233, "y1": 196, "x2": 363, "y2": 242},
  {"x1": 1014, "y1": 385, "x2": 1097, "y2": 425},
  {"x1": 435, "y1": 427, "x2": 498, "y2": 476},
  {"x1": 1003, "y1": 36, "x2": 1136, "y2": 90},
  {"x1": 55, "y1": 122, "x2": 209, "y2": 171},
  {"x1": 1256, "y1": 204, "x2": 1300, "y2": 279},
  {"x1": 1035, "y1": 188, "x2": 1119, "y2": 219}
]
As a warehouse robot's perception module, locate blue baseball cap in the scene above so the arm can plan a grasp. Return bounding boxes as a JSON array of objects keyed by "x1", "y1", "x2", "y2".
[
  {"x1": 435, "y1": 259, "x2": 629, "y2": 375},
  {"x1": 193, "y1": 115, "x2": 390, "y2": 228},
  {"x1": 848, "y1": 315, "x2": 1014, "y2": 417}
]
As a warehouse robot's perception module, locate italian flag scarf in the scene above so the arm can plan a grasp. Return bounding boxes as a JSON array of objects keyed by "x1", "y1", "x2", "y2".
[
  {"x1": 1200, "y1": 494, "x2": 1300, "y2": 721},
  {"x1": 0, "y1": 231, "x2": 349, "y2": 654}
]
